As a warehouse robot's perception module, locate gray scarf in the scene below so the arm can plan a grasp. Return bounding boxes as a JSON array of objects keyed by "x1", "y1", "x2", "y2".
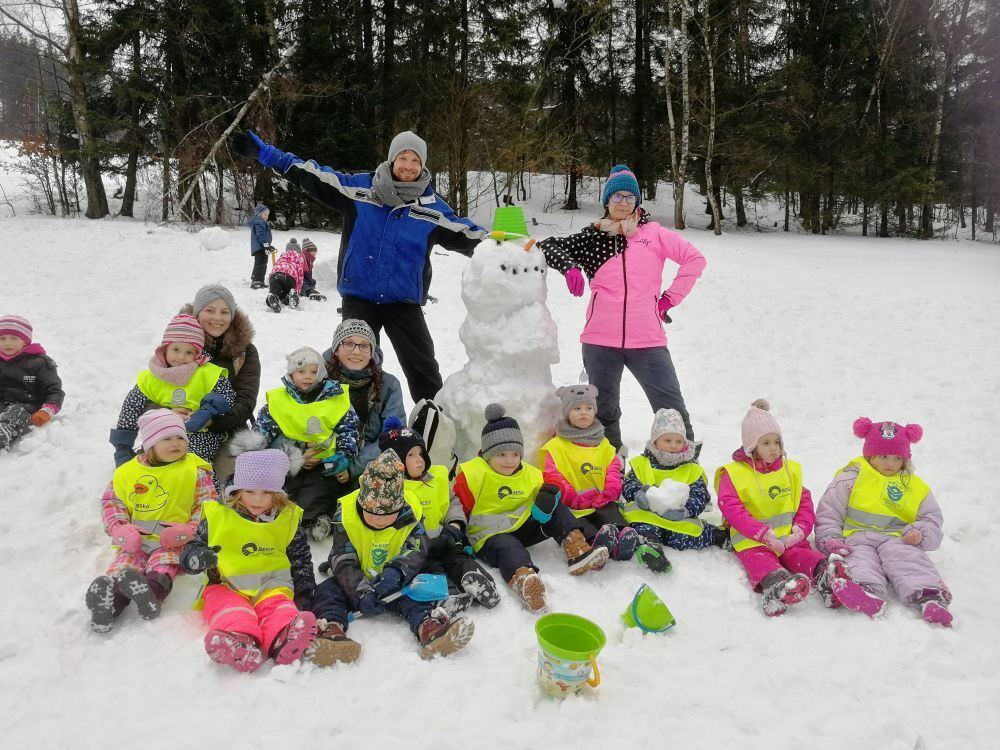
[
  {"x1": 556, "y1": 418, "x2": 606, "y2": 447},
  {"x1": 646, "y1": 439, "x2": 697, "y2": 468},
  {"x1": 371, "y1": 161, "x2": 432, "y2": 207}
]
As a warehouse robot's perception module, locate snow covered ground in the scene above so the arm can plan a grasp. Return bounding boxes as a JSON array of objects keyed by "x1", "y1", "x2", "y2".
[{"x1": 2, "y1": 172, "x2": 999, "y2": 749}]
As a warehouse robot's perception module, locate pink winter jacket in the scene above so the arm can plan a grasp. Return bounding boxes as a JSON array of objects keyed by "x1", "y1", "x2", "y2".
[
  {"x1": 717, "y1": 448, "x2": 816, "y2": 544},
  {"x1": 272, "y1": 249, "x2": 306, "y2": 292}
]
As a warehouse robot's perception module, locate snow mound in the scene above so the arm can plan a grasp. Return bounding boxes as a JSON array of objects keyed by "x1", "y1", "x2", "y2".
[
  {"x1": 645, "y1": 479, "x2": 690, "y2": 514},
  {"x1": 197, "y1": 226, "x2": 231, "y2": 251}
]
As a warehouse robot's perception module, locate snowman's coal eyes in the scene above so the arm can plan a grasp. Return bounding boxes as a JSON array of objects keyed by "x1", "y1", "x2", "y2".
[{"x1": 500, "y1": 264, "x2": 507, "y2": 271}]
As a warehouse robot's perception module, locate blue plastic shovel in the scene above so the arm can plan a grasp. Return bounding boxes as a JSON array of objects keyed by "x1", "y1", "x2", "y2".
[{"x1": 347, "y1": 573, "x2": 449, "y2": 622}]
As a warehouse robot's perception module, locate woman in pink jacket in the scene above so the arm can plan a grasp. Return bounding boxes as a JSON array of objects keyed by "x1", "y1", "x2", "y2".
[{"x1": 538, "y1": 165, "x2": 705, "y2": 449}]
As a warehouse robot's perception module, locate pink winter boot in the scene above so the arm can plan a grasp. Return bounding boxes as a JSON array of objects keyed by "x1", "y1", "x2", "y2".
[
  {"x1": 815, "y1": 555, "x2": 886, "y2": 618},
  {"x1": 760, "y1": 570, "x2": 811, "y2": 617},
  {"x1": 270, "y1": 612, "x2": 319, "y2": 665},
  {"x1": 205, "y1": 630, "x2": 265, "y2": 673},
  {"x1": 918, "y1": 592, "x2": 953, "y2": 628}
]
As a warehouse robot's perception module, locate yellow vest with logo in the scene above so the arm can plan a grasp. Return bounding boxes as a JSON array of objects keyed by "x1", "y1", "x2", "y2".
[
  {"x1": 404, "y1": 465, "x2": 450, "y2": 533},
  {"x1": 113, "y1": 453, "x2": 212, "y2": 553},
  {"x1": 714, "y1": 459, "x2": 802, "y2": 552},
  {"x1": 136, "y1": 363, "x2": 226, "y2": 412},
  {"x1": 538, "y1": 436, "x2": 617, "y2": 519},
  {"x1": 195, "y1": 500, "x2": 302, "y2": 608},
  {"x1": 620, "y1": 456, "x2": 706, "y2": 537},
  {"x1": 463, "y1": 457, "x2": 543, "y2": 551},
  {"x1": 340, "y1": 490, "x2": 424, "y2": 579},
  {"x1": 840, "y1": 457, "x2": 929, "y2": 537},
  {"x1": 264, "y1": 386, "x2": 351, "y2": 459}
]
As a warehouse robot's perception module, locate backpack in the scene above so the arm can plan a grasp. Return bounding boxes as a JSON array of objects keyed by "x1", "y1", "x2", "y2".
[{"x1": 408, "y1": 399, "x2": 458, "y2": 479}]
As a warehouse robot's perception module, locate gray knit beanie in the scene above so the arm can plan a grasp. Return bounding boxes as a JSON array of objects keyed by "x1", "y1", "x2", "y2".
[
  {"x1": 332, "y1": 318, "x2": 377, "y2": 353},
  {"x1": 556, "y1": 384, "x2": 598, "y2": 420},
  {"x1": 192, "y1": 284, "x2": 237, "y2": 316},
  {"x1": 285, "y1": 346, "x2": 327, "y2": 377},
  {"x1": 285, "y1": 237, "x2": 301, "y2": 253},
  {"x1": 481, "y1": 403, "x2": 524, "y2": 460},
  {"x1": 388, "y1": 131, "x2": 428, "y2": 167},
  {"x1": 650, "y1": 408, "x2": 687, "y2": 442}
]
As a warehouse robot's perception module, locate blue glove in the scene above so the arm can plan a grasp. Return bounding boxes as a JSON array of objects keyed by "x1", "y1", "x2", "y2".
[
  {"x1": 532, "y1": 484, "x2": 561, "y2": 523},
  {"x1": 660, "y1": 508, "x2": 690, "y2": 521},
  {"x1": 373, "y1": 567, "x2": 404, "y2": 600},
  {"x1": 634, "y1": 487, "x2": 651, "y2": 511},
  {"x1": 181, "y1": 544, "x2": 219, "y2": 574},
  {"x1": 199, "y1": 393, "x2": 230, "y2": 417},
  {"x1": 110, "y1": 429, "x2": 138, "y2": 467},
  {"x1": 246, "y1": 131, "x2": 300, "y2": 173},
  {"x1": 184, "y1": 409, "x2": 212, "y2": 432},
  {"x1": 358, "y1": 591, "x2": 386, "y2": 617},
  {"x1": 321, "y1": 452, "x2": 350, "y2": 476}
]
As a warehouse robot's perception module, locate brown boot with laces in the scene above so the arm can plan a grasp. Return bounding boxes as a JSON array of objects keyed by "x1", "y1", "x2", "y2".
[
  {"x1": 508, "y1": 566, "x2": 547, "y2": 612},
  {"x1": 561, "y1": 529, "x2": 609, "y2": 575}
]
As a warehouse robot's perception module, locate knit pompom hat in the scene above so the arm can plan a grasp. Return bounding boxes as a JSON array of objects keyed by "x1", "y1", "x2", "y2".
[
  {"x1": 161, "y1": 313, "x2": 205, "y2": 352},
  {"x1": 650, "y1": 408, "x2": 686, "y2": 442},
  {"x1": 741, "y1": 399, "x2": 782, "y2": 455},
  {"x1": 137, "y1": 408, "x2": 188, "y2": 450},
  {"x1": 556, "y1": 384, "x2": 598, "y2": 420},
  {"x1": 285, "y1": 346, "x2": 327, "y2": 377},
  {"x1": 854, "y1": 418, "x2": 923, "y2": 460},
  {"x1": 0, "y1": 315, "x2": 32, "y2": 345},
  {"x1": 481, "y1": 403, "x2": 523, "y2": 460},
  {"x1": 331, "y1": 318, "x2": 377, "y2": 353},
  {"x1": 254, "y1": 204, "x2": 269, "y2": 216},
  {"x1": 226, "y1": 449, "x2": 291, "y2": 497},
  {"x1": 378, "y1": 416, "x2": 431, "y2": 476},
  {"x1": 285, "y1": 238, "x2": 301, "y2": 254},
  {"x1": 601, "y1": 164, "x2": 641, "y2": 207},
  {"x1": 357, "y1": 450, "x2": 407, "y2": 515},
  {"x1": 301, "y1": 238, "x2": 318, "y2": 254}
]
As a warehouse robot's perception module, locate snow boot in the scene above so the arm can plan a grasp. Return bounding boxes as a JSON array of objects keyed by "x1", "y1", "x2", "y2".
[
  {"x1": 86, "y1": 575, "x2": 120, "y2": 633},
  {"x1": 814, "y1": 554, "x2": 886, "y2": 617},
  {"x1": 204, "y1": 629, "x2": 264, "y2": 673},
  {"x1": 435, "y1": 591, "x2": 473, "y2": 619},
  {"x1": 306, "y1": 620, "x2": 362, "y2": 666},
  {"x1": 760, "y1": 570, "x2": 811, "y2": 617},
  {"x1": 918, "y1": 591, "x2": 953, "y2": 628},
  {"x1": 460, "y1": 569, "x2": 500, "y2": 608},
  {"x1": 251, "y1": 281, "x2": 266, "y2": 290},
  {"x1": 115, "y1": 568, "x2": 161, "y2": 620},
  {"x1": 508, "y1": 567, "x2": 547, "y2": 613},
  {"x1": 613, "y1": 526, "x2": 641, "y2": 561},
  {"x1": 270, "y1": 611, "x2": 319, "y2": 665},
  {"x1": 288, "y1": 291, "x2": 300, "y2": 309},
  {"x1": 309, "y1": 514, "x2": 333, "y2": 543},
  {"x1": 636, "y1": 540, "x2": 671, "y2": 573},
  {"x1": 589, "y1": 524, "x2": 618, "y2": 569},
  {"x1": 417, "y1": 613, "x2": 475, "y2": 660},
  {"x1": 308, "y1": 291, "x2": 327, "y2": 302},
  {"x1": 562, "y1": 529, "x2": 609, "y2": 575},
  {"x1": 265, "y1": 293, "x2": 282, "y2": 313}
]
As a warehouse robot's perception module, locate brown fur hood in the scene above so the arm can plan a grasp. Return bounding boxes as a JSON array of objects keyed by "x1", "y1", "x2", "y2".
[{"x1": 179, "y1": 303, "x2": 255, "y2": 358}]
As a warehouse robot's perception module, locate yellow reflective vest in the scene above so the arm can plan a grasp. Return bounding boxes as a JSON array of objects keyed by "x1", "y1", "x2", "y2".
[
  {"x1": 340, "y1": 490, "x2": 424, "y2": 579},
  {"x1": 264, "y1": 386, "x2": 351, "y2": 460},
  {"x1": 404, "y1": 465, "x2": 450, "y2": 533},
  {"x1": 113, "y1": 453, "x2": 211, "y2": 552},
  {"x1": 196, "y1": 500, "x2": 302, "y2": 608},
  {"x1": 136, "y1": 363, "x2": 225, "y2": 413},
  {"x1": 714, "y1": 459, "x2": 802, "y2": 552},
  {"x1": 538, "y1": 436, "x2": 616, "y2": 492},
  {"x1": 620, "y1": 457, "x2": 706, "y2": 537},
  {"x1": 463, "y1": 457, "x2": 543, "y2": 551},
  {"x1": 839, "y1": 457, "x2": 929, "y2": 537}
]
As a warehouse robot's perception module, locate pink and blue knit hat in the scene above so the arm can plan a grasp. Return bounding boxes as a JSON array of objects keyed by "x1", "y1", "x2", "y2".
[
  {"x1": 854, "y1": 418, "x2": 923, "y2": 460},
  {"x1": 601, "y1": 164, "x2": 641, "y2": 207},
  {"x1": 0, "y1": 315, "x2": 33, "y2": 345},
  {"x1": 226, "y1": 449, "x2": 290, "y2": 496}
]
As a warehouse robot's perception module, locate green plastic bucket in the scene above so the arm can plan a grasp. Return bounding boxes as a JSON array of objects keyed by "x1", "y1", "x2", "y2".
[
  {"x1": 621, "y1": 583, "x2": 676, "y2": 634},
  {"x1": 535, "y1": 613, "x2": 606, "y2": 697},
  {"x1": 490, "y1": 206, "x2": 530, "y2": 240}
]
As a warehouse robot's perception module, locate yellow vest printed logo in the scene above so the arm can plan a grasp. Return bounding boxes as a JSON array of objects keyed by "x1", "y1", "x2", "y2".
[
  {"x1": 306, "y1": 416, "x2": 323, "y2": 435},
  {"x1": 580, "y1": 462, "x2": 600, "y2": 475},
  {"x1": 171, "y1": 388, "x2": 186, "y2": 406},
  {"x1": 241, "y1": 542, "x2": 277, "y2": 557},
  {"x1": 371, "y1": 545, "x2": 390, "y2": 568},
  {"x1": 128, "y1": 475, "x2": 171, "y2": 514},
  {"x1": 498, "y1": 486, "x2": 516, "y2": 500},
  {"x1": 768, "y1": 484, "x2": 790, "y2": 501}
]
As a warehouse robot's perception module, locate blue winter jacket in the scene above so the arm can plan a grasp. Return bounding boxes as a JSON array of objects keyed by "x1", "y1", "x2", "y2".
[
  {"x1": 279, "y1": 160, "x2": 486, "y2": 304},
  {"x1": 248, "y1": 214, "x2": 272, "y2": 254}
]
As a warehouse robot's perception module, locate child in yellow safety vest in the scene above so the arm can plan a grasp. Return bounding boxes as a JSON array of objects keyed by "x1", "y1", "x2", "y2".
[
  {"x1": 249, "y1": 346, "x2": 359, "y2": 542},
  {"x1": 620, "y1": 408, "x2": 728, "y2": 571},
  {"x1": 180, "y1": 448, "x2": 330, "y2": 672},
  {"x1": 310, "y1": 450, "x2": 476, "y2": 660},
  {"x1": 716, "y1": 400, "x2": 885, "y2": 618},
  {"x1": 86, "y1": 409, "x2": 216, "y2": 633},
  {"x1": 378, "y1": 417, "x2": 499, "y2": 611},
  {"x1": 815, "y1": 418, "x2": 952, "y2": 627},
  {"x1": 110, "y1": 313, "x2": 235, "y2": 466},
  {"x1": 453, "y1": 404, "x2": 609, "y2": 613}
]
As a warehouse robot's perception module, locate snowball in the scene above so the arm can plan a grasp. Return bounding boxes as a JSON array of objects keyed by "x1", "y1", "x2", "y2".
[
  {"x1": 645, "y1": 479, "x2": 690, "y2": 515},
  {"x1": 197, "y1": 226, "x2": 231, "y2": 252}
]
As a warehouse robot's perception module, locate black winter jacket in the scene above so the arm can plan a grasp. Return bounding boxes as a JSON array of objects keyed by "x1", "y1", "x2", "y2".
[{"x1": 0, "y1": 345, "x2": 64, "y2": 413}]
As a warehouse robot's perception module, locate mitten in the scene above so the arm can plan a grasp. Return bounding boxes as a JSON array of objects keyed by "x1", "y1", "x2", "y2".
[
  {"x1": 109, "y1": 523, "x2": 143, "y2": 554},
  {"x1": 565, "y1": 267, "x2": 585, "y2": 297},
  {"x1": 30, "y1": 410, "x2": 52, "y2": 427},
  {"x1": 184, "y1": 409, "x2": 212, "y2": 432},
  {"x1": 294, "y1": 591, "x2": 313, "y2": 611},
  {"x1": 574, "y1": 487, "x2": 601, "y2": 509},
  {"x1": 593, "y1": 488, "x2": 620, "y2": 509},
  {"x1": 158, "y1": 522, "x2": 198, "y2": 549},
  {"x1": 181, "y1": 544, "x2": 220, "y2": 574},
  {"x1": 760, "y1": 529, "x2": 785, "y2": 556},
  {"x1": 229, "y1": 130, "x2": 261, "y2": 159},
  {"x1": 199, "y1": 393, "x2": 231, "y2": 417},
  {"x1": 779, "y1": 525, "x2": 805, "y2": 548},
  {"x1": 820, "y1": 537, "x2": 853, "y2": 557},
  {"x1": 657, "y1": 292, "x2": 673, "y2": 324},
  {"x1": 321, "y1": 452, "x2": 350, "y2": 476},
  {"x1": 441, "y1": 524, "x2": 465, "y2": 546},
  {"x1": 902, "y1": 527, "x2": 923, "y2": 545},
  {"x1": 110, "y1": 428, "x2": 138, "y2": 468},
  {"x1": 373, "y1": 567, "x2": 404, "y2": 600},
  {"x1": 532, "y1": 484, "x2": 561, "y2": 523},
  {"x1": 633, "y1": 487, "x2": 652, "y2": 510},
  {"x1": 235, "y1": 130, "x2": 299, "y2": 172},
  {"x1": 660, "y1": 508, "x2": 689, "y2": 522},
  {"x1": 358, "y1": 591, "x2": 386, "y2": 617}
]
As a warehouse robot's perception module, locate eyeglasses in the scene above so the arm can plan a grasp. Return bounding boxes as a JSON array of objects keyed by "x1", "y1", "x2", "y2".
[
  {"x1": 340, "y1": 341, "x2": 372, "y2": 353},
  {"x1": 609, "y1": 194, "x2": 638, "y2": 204}
]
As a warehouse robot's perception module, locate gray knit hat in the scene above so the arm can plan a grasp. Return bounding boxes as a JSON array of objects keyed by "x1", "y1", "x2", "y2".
[
  {"x1": 481, "y1": 403, "x2": 523, "y2": 460},
  {"x1": 285, "y1": 346, "x2": 327, "y2": 377},
  {"x1": 192, "y1": 284, "x2": 237, "y2": 316},
  {"x1": 650, "y1": 408, "x2": 686, "y2": 442},
  {"x1": 556, "y1": 384, "x2": 598, "y2": 420},
  {"x1": 332, "y1": 318, "x2": 377, "y2": 353},
  {"x1": 388, "y1": 131, "x2": 427, "y2": 167},
  {"x1": 285, "y1": 237, "x2": 301, "y2": 253}
]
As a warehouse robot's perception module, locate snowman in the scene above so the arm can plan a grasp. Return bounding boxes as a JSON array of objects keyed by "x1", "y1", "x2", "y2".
[{"x1": 436, "y1": 207, "x2": 561, "y2": 463}]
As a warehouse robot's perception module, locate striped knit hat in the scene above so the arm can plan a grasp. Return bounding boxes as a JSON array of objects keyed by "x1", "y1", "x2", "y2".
[
  {"x1": 601, "y1": 164, "x2": 641, "y2": 207},
  {"x1": 0, "y1": 315, "x2": 32, "y2": 345},
  {"x1": 481, "y1": 403, "x2": 523, "y2": 460},
  {"x1": 302, "y1": 238, "x2": 318, "y2": 254},
  {"x1": 137, "y1": 409, "x2": 188, "y2": 450},
  {"x1": 254, "y1": 204, "x2": 269, "y2": 216},
  {"x1": 161, "y1": 313, "x2": 205, "y2": 351}
]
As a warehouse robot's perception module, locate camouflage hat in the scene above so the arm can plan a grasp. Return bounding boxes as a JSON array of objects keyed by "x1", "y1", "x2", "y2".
[{"x1": 357, "y1": 450, "x2": 406, "y2": 515}]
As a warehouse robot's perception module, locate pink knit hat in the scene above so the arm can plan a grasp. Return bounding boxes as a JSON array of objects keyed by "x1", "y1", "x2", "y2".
[
  {"x1": 0, "y1": 315, "x2": 32, "y2": 345},
  {"x1": 853, "y1": 418, "x2": 923, "y2": 460},
  {"x1": 137, "y1": 409, "x2": 188, "y2": 450},
  {"x1": 226, "y1": 449, "x2": 290, "y2": 496},
  {"x1": 161, "y1": 313, "x2": 205, "y2": 351},
  {"x1": 741, "y1": 399, "x2": 782, "y2": 454}
]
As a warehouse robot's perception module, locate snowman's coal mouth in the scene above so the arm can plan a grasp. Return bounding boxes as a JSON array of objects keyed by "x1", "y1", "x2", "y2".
[{"x1": 499, "y1": 264, "x2": 546, "y2": 276}]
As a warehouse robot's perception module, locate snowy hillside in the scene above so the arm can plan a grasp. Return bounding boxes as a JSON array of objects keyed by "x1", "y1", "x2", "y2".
[{"x1": 2, "y1": 187, "x2": 998, "y2": 748}]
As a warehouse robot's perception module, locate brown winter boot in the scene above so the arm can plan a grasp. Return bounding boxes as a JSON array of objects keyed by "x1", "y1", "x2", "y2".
[
  {"x1": 508, "y1": 566, "x2": 547, "y2": 613},
  {"x1": 306, "y1": 620, "x2": 362, "y2": 667},
  {"x1": 417, "y1": 613, "x2": 475, "y2": 660},
  {"x1": 561, "y1": 529, "x2": 609, "y2": 575}
]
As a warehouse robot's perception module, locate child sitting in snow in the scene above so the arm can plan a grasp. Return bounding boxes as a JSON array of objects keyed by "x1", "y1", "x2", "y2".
[
  {"x1": 620, "y1": 408, "x2": 728, "y2": 570},
  {"x1": 453, "y1": 404, "x2": 608, "y2": 613},
  {"x1": 0, "y1": 314, "x2": 64, "y2": 450},
  {"x1": 266, "y1": 238, "x2": 308, "y2": 313},
  {"x1": 245, "y1": 346, "x2": 359, "y2": 541},
  {"x1": 715, "y1": 400, "x2": 885, "y2": 617},
  {"x1": 310, "y1": 450, "x2": 476, "y2": 660},
  {"x1": 539, "y1": 384, "x2": 644, "y2": 566},
  {"x1": 110, "y1": 313, "x2": 234, "y2": 466},
  {"x1": 181, "y1": 448, "x2": 324, "y2": 672},
  {"x1": 815, "y1": 418, "x2": 952, "y2": 627},
  {"x1": 378, "y1": 417, "x2": 499, "y2": 610},
  {"x1": 300, "y1": 238, "x2": 326, "y2": 301},
  {"x1": 86, "y1": 410, "x2": 215, "y2": 633}
]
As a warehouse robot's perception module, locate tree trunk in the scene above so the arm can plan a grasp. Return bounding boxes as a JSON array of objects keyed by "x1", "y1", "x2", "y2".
[
  {"x1": 664, "y1": 0, "x2": 691, "y2": 229},
  {"x1": 120, "y1": 28, "x2": 142, "y2": 218},
  {"x1": 381, "y1": 0, "x2": 397, "y2": 145},
  {"x1": 734, "y1": 184, "x2": 747, "y2": 227},
  {"x1": 693, "y1": 0, "x2": 721, "y2": 234}
]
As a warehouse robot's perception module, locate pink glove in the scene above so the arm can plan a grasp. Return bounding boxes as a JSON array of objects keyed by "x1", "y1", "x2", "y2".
[
  {"x1": 760, "y1": 529, "x2": 785, "y2": 556},
  {"x1": 820, "y1": 537, "x2": 853, "y2": 557},
  {"x1": 576, "y1": 488, "x2": 601, "y2": 508},
  {"x1": 656, "y1": 292, "x2": 673, "y2": 323},
  {"x1": 779, "y1": 525, "x2": 805, "y2": 548},
  {"x1": 902, "y1": 528, "x2": 923, "y2": 545},
  {"x1": 591, "y1": 489, "x2": 618, "y2": 509},
  {"x1": 158, "y1": 522, "x2": 198, "y2": 549},
  {"x1": 110, "y1": 523, "x2": 143, "y2": 554},
  {"x1": 565, "y1": 267, "x2": 585, "y2": 297}
]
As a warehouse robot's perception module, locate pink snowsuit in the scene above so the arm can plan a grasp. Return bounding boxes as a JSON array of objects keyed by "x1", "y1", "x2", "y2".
[
  {"x1": 271, "y1": 248, "x2": 306, "y2": 292},
  {"x1": 815, "y1": 463, "x2": 950, "y2": 606},
  {"x1": 717, "y1": 448, "x2": 825, "y2": 588}
]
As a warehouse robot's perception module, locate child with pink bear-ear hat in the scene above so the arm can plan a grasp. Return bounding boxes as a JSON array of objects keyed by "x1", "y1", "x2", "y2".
[{"x1": 815, "y1": 418, "x2": 953, "y2": 627}]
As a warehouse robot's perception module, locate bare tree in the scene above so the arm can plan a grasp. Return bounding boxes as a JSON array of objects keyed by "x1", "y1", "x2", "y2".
[{"x1": 663, "y1": 0, "x2": 692, "y2": 229}]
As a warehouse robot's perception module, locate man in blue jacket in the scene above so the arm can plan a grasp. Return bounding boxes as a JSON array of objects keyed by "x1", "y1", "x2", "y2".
[{"x1": 231, "y1": 130, "x2": 486, "y2": 402}]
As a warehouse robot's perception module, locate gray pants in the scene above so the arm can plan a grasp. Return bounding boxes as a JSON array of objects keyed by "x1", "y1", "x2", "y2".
[{"x1": 582, "y1": 344, "x2": 692, "y2": 449}]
